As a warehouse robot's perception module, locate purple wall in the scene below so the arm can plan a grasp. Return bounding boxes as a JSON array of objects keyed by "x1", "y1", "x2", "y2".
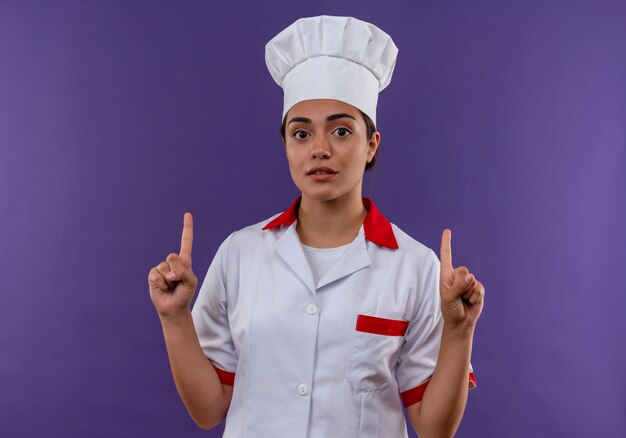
[{"x1": 1, "y1": 1, "x2": 624, "y2": 437}]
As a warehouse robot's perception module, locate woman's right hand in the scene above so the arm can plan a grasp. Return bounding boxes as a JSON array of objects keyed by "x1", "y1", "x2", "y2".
[{"x1": 148, "y1": 212, "x2": 199, "y2": 319}]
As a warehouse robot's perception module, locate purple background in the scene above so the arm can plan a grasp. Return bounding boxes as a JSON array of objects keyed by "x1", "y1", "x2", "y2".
[{"x1": 1, "y1": 1, "x2": 624, "y2": 437}]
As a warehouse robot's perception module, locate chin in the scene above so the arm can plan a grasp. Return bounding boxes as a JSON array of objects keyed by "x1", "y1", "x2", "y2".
[
  {"x1": 301, "y1": 186, "x2": 357, "y2": 204},
  {"x1": 293, "y1": 176, "x2": 361, "y2": 203},
  {"x1": 293, "y1": 183, "x2": 335, "y2": 201}
]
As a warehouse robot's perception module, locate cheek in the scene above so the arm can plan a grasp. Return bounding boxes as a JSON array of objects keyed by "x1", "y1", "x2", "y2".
[
  {"x1": 342, "y1": 146, "x2": 368, "y2": 171},
  {"x1": 285, "y1": 148, "x2": 304, "y2": 178},
  {"x1": 285, "y1": 149, "x2": 297, "y2": 169},
  {"x1": 286, "y1": 144, "x2": 308, "y2": 163},
  {"x1": 284, "y1": 148, "x2": 307, "y2": 190}
]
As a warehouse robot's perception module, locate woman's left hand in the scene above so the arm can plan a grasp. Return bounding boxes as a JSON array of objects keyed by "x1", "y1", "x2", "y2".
[{"x1": 439, "y1": 228, "x2": 485, "y2": 332}]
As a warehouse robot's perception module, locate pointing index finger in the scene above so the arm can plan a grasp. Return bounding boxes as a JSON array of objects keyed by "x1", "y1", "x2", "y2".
[
  {"x1": 180, "y1": 212, "x2": 193, "y2": 260},
  {"x1": 440, "y1": 228, "x2": 453, "y2": 269}
]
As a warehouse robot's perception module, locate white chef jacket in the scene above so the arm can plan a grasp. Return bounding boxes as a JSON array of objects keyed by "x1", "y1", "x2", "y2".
[
  {"x1": 191, "y1": 196, "x2": 477, "y2": 437},
  {"x1": 301, "y1": 242, "x2": 351, "y2": 286}
]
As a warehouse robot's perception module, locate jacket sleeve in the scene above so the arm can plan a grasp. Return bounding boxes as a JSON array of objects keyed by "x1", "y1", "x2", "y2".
[
  {"x1": 190, "y1": 231, "x2": 238, "y2": 385},
  {"x1": 395, "y1": 249, "x2": 476, "y2": 407}
]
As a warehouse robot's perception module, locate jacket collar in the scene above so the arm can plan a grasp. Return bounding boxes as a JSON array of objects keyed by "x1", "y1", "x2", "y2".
[{"x1": 262, "y1": 196, "x2": 399, "y2": 250}]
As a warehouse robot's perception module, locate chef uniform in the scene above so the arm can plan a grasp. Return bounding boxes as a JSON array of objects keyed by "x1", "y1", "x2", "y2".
[{"x1": 191, "y1": 15, "x2": 477, "y2": 438}]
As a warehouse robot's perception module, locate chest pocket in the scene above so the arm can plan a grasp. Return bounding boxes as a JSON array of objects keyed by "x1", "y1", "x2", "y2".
[{"x1": 346, "y1": 314, "x2": 409, "y2": 392}]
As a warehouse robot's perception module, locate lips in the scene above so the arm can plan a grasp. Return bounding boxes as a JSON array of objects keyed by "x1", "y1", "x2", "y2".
[{"x1": 307, "y1": 167, "x2": 337, "y2": 175}]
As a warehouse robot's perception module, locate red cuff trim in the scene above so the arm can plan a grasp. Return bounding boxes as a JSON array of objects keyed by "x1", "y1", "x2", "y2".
[
  {"x1": 469, "y1": 371, "x2": 477, "y2": 388},
  {"x1": 213, "y1": 366, "x2": 235, "y2": 386},
  {"x1": 400, "y1": 372, "x2": 477, "y2": 407},
  {"x1": 356, "y1": 314, "x2": 409, "y2": 336},
  {"x1": 400, "y1": 379, "x2": 430, "y2": 407}
]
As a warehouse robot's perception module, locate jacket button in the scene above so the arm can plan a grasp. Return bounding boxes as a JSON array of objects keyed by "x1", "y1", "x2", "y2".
[
  {"x1": 297, "y1": 384, "x2": 309, "y2": 395},
  {"x1": 306, "y1": 304, "x2": 318, "y2": 315}
]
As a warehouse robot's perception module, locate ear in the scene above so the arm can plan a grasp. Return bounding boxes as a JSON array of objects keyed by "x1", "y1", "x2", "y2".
[{"x1": 367, "y1": 131, "x2": 380, "y2": 162}]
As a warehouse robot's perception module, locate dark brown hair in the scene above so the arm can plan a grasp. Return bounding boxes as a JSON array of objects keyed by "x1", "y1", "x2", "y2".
[{"x1": 280, "y1": 108, "x2": 379, "y2": 171}]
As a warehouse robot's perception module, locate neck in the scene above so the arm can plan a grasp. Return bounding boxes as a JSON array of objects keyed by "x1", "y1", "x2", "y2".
[{"x1": 296, "y1": 186, "x2": 367, "y2": 248}]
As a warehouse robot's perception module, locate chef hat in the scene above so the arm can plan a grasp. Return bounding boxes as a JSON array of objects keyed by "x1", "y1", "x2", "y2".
[{"x1": 265, "y1": 15, "x2": 399, "y2": 127}]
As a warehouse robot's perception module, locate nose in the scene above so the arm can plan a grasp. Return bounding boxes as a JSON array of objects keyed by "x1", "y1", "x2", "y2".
[{"x1": 310, "y1": 136, "x2": 331, "y2": 159}]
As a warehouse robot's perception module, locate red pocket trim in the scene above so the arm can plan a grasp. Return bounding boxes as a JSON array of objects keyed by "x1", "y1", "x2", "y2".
[
  {"x1": 355, "y1": 314, "x2": 409, "y2": 336},
  {"x1": 213, "y1": 366, "x2": 235, "y2": 386}
]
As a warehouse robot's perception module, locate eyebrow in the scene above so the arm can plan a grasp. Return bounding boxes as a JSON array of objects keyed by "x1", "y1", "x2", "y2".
[{"x1": 287, "y1": 113, "x2": 357, "y2": 125}]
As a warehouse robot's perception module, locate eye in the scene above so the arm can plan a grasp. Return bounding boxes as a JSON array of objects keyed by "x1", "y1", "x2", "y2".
[
  {"x1": 334, "y1": 127, "x2": 351, "y2": 137},
  {"x1": 293, "y1": 130, "x2": 309, "y2": 140}
]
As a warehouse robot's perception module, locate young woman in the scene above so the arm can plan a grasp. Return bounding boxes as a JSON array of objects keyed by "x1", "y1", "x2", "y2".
[{"x1": 148, "y1": 15, "x2": 484, "y2": 438}]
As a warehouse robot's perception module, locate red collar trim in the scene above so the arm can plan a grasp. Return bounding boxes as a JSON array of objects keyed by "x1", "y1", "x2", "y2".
[{"x1": 262, "y1": 196, "x2": 399, "y2": 250}]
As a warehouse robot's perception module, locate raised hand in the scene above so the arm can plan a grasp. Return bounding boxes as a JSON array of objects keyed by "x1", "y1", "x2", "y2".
[
  {"x1": 439, "y1": 228, "x2": 485, "y2": 331},
  {"x1": 148, "y1": 212, "x2": 199, "y2": 318}
]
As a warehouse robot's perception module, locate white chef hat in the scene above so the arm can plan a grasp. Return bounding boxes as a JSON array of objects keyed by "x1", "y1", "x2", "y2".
[{"x1": 265, "y1": 15, "x2": 399, "y2": 127}]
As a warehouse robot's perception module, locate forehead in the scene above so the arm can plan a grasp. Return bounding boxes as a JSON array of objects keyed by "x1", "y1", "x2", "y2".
[{"x1": 287, "y1": 99, "x2": 359, "y2": 120}]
